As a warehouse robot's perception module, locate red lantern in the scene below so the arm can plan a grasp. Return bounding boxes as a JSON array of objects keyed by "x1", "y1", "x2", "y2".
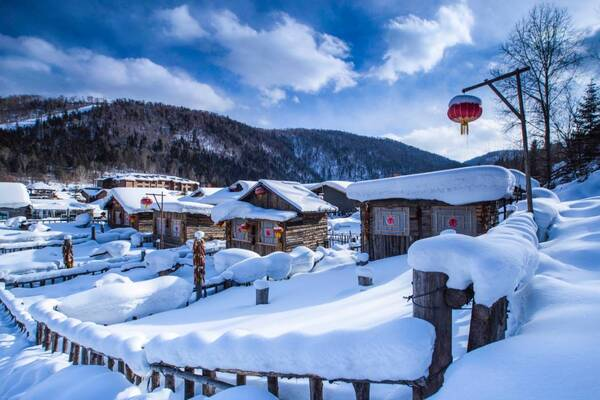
[
  {"x1": 140, "y1": 196, "x2": 153, "y2": 209},
  {"x1": 448, "y1": 95, "x2": 482, "y2": 135},
  {"x1": 254, "y1": 186, "x2": 267, "y2": 196}
]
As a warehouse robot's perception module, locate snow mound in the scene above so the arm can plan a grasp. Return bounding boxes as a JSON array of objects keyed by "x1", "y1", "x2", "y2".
[
  {"x1": 130, "y1": 233, "x2": 142, "y2": 248},
  {"x1": 289, "y1": 246, "x2": 316, "y2": 274},
  {"x1": 532, "y1": 187, "x2": 560, "y2": 202},
  {"x1": 211, "y1": 385, "x2": 278, "y2": 400},
  {"x1": 144, "y1": 249, "x2": 180, "y2": 274},
  {"x1": 94, "y1": 240, "x2": 131, "y2": 258},
  {"x1": 408, "y1": 213, "x2": 539, "y2": 307},
  {"x1": 211, "y1": 200, "x2": 297, "y2": 223},
  {"x1": 95, "y1": 273, "x2": 133, "y2": 288},
  {"x1": 56, "y1": 276, "x2": 193, "y2": 324},
  {"x1": 225, "y1": 251, "x2": 292, "y2": 283},
  {"x1": 314, "y1": 246, "x2": 358, "y2": 271},
  {"x1": 553, "y1": 169, "x2": 600, "y2": 201},
  {"x1": 28, "y1": 222, "x2": 50, "y2": 232},
  {"x1": 95, "y1": 227, "x2": 137, "y2": 244},
  {"x1": 516, "y1": 198, "x2": 560, "y2": 240},
  {"x1": 74, "y1": 212, "x2": 92, "y2": 227},
  {"x1": 214, "y1": 248, "x2": 260, "y2": 273},
  {"x1": 5, "y1": 216, "x2": 26, "y2": 228}
]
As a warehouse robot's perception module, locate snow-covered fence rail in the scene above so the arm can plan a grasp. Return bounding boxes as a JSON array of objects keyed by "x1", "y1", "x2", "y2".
[
  {"x1": 407, "y1": 212, "x2": 539, "y2": 398},
  {"x1": 0, "y1": 235, "x2": 89, "y2": 254},
  {"x1": 325, "y1": 232, "x2": 361, "y2": 249}
]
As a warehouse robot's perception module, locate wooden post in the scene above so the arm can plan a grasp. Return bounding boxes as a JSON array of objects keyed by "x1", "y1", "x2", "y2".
[
  {"x1": 309, "y1": 377, "x2": 324, "y2": 400},
  {"x1": 43, "y1": 326, "x2": 51, "y2": 350},
  {"x1": 193, "y1": 233, "x2": 206, "y2": 301},
  {"x1": 255, "y1": 280, "x2": 269, "y2": 305},
  {"x1": 91, "y1": 226, "x2": 96, "y2": 240},
  {"x1": 81, "y1": 347, "x2": 89, "y2": 365},
  {"x1": 150, "y1": 371, "x2": 161, "y2": 391},
  {"x1": 118, "y1": 360, "x2": 125, "y2": 374},
  {"x1": 467, "y1": 296, "x2": 508, "y2": 352},
  {"x1": 36, "y1": 322, "x2": 43, "y2": 345},
  {"x1": 62, "y1": 236, "x2": 74, "y2": 269},
  {"x1": 62, "y1": 337, "x2": 69, "y2": 354},
  {"x1": 165, "y1": 373, "x2": 175, "y2": 392},
  {"x1": 51, "y1": 332, "x2": 59, "y2": 353},
  {"x1": 357, "y1": 268, "x2": 373, "y2": 287},
  {"x1": 267, "y1": 376, "x2": 279, "y2": 397},
  {"x1": 72, "y1": 344, "x2": 80, "y2": 365},
  {"x1": 352, "y1": 382, "x2": 370, "y2": 400},
  {"x1": 202, "y1": 369, "x2": 216, "y2": 396},
  {"x1": 412, "y1": 270, "x2": 451, "y2": 399},
  {"x1": 108, "y1": 357, "x2": 115, "y2": 370},
  {"x1": 126, "y1": 364, "x2": 135, "y2": 383},
  {"x1": 236, "y1": 374, "x2": 246, "y2": 386},
  {"x1": 141, "y1": 249, "x2": 146, "y2": 262},
  {"x1": 184, "y1": 367, "x2": 195, "y2": 399}
]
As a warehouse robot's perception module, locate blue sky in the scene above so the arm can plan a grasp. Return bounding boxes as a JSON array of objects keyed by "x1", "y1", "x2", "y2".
[{"x1": 1, "y1": 0, "x2": 598, "y2": 161}]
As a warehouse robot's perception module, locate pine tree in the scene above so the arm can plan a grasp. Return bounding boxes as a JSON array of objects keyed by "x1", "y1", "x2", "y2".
[{"x1": 569, "y1": 80, "x2": 600, "y2": 177}]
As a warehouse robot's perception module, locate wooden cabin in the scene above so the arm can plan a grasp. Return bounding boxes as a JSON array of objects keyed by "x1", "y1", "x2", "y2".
[
  {"x1": 0, "y1": 182, "x2": 32, "y2": 221},
  {"x1": 212, "y1": 180, "x2": 337, "y2": 256},
  {"x1": 106, "y1": 188, "x2": 171, "y2": 233},
  {"x1": 307, "y1": 181, "x2": 359, "y2": 216},
  {"x1": 347, "y1": 166, "x2": 516, "y2": 261},
  {"x1": 510, "y1": 168, "x2": 540, "y2": 201},
  {"x1": 96, "y1": 173, "x2": 198, "y2": 192},
  {"x1": 27, "y1": 182, "x2": 58, "y2": 199},
  {"x1": 152, "y1": 199, "x2": 224, "y2": 248}
]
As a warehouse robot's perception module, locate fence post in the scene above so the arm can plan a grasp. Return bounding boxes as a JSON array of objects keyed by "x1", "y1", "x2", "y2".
[
  {"x1": 62, "y1": 337, "x2": 69, "y2": 353},
  {"x1": 255, "y1": 280, "x2": 269, "y2": 305},
  {"x1": 72, "y1": 344, "x2": 80, "y2": 365},
  {"x1": 165, "y1": 372, "x2": 175, "y2": 392},
  {"x1": 193, "y1": 232, "x2": 206, "y2": 301},
  {"x1": 62, "y1": 235, "x2": 74, "y2": 269},
  {"x1": 184, "y1": 367, "x2": 195, "y2": 399},
  {"x1": 81, "y1": 347, "x2": 89, "y2": 364},
  {"x1": 108, "y1": 357, "x2": 115, "y2": 370},
  {"x1": 411, "y1": 270, "x2": 451, "y2": 399},
  {"x1": 36, "y1": 322, "x2": 43, "y2": 345},
  {"x1": 202, "y1": 369, "x2": 216, "y2": 396},
  {"x1": 267, "y1": 376, "x2": 279, "y2": 397},
  {"x1": 91, "y1": 226, "x2": 96, "y2": 241},
  {"x1": 236, "y1": 374, "x2": 246, "y2": 385},
  {"x1": 467, "y1": 296, "x2": 508, "y2": 352},
  {"x1": 352, "y1": 382, "x2": 370, "y2": 400},
  {"x1": 309, "y1": 377, "x2": 323, "y2": 400},
  {"x1": 43, "y1": 326, "x2": 51, "y2": 350},
  {"x1": 51, "y1": 332, "x2": 59, "y2": 352},
  {"x1": 151, "y1": 370, "x2": 161, "y2": 391}
]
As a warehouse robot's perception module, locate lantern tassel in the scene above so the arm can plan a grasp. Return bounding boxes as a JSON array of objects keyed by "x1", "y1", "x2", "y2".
[{"x1": 461, "y1": 122, "x2": 469, "y2": 135}]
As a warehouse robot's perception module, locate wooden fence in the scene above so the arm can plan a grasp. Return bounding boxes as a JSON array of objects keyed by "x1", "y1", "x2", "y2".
[{"x1": 325, "y1": 232, "x2": 361, "y2": 249}]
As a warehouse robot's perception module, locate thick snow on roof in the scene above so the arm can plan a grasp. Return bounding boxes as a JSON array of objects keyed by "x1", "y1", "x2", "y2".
[
  {"x1": 0, "y1": 182, "x2": 31, "y2": 208},
  {"x1": 211, "y1": 200, "x2": 297, "y2": 223},
  {"x1": 307, "y1": 180, "x2": 354, "y2": 194},
  {"x1": 195, "y1": 180, "x2": 257, "y2": 205},
  {"x1": 248, "y1": 180, "x2": 338, "y2": 213},
  {"x1": 509, "y1": 169, "x2": 540, "y2": 190},
  {"x1": 151, "y1": 198, "x2": 213, "y2": 215},
  {"x1": 347, "y1": 166, "x2": 515, "y2": 205},
  {"x1": 27, "y1": 182, "x2": 56, "y2": 191},
  {"x1": 185, "y1": 186, "x2": 223, "y2": 198},
  {"x1": 80, "y1": 187, "x2": 101, "y2": 197},
  {"x1": 99, "y1": 172, "x2": 198, "y2": 184},
  {"x1": 31, "y1": 199, "x2": 94, "y2": 211},
  {"x1": 110, "y1": 188, "x2": 177, "y2": 214}
]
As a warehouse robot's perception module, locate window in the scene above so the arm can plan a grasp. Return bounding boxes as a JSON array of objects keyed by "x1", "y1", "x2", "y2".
[
  {"x1": 0, "y1": 211, "x2": 8, "y2": 221},
  {"x1": 114, "y1": 210, "x2": 122, "y2": 225},
  {"x1": 431, "y1": 207, "x2": 476, "y2": 236},
  {"x1": 171, "y1": 219, "x2": 182, "y2": 238},
  {"x1": 260, "y1": 221, "x2": 277, "y2": 245},
  {"x1": 373, "y1": 207, "x2": 410, "y2": 236},
  {"x1": 232, "y1": 219, "x2": 249, "y2": 241}
]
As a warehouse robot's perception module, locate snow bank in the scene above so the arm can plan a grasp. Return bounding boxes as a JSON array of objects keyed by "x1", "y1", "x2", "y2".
[
  {"x1": 314, "y1": 246, "x2": 359, "y2": 271},
  {"x1": 28, "y1": 222, "x2": 50, "y2": 232},
  {"x1": 92, "y1": 240, "x2": 131, "y2": 258},
  {"x1": 95, "y1": 273, "x2": 133, "y2": 288},
  {"x1": 214, "y1": 248, "x2": 260, "y2": 273},
  {"x1": 515, "y1": 198, "x2": 560, "y2": 240},
  {"x1": 347, "y1": 166, "x2": 515, "y2": 204},
  {"x1": 225, "y1": 252, "x2": 292, "y2": 283},
  {"x1": 211, "y1": 385, "x2": 278, "y2": 400},
  {"x1": 144, "y1": 317, "x2": 434, "y2": 382},
  {"x1": 57, "y1": 276, "x2": 193, "y2": 324},
  {"x1": 0, "y1": 284, "x2": 37, "y2": 334},
  {"x1": 408, "y1": 213, "x2": 539, "y2": 306},
  {"x1": 553, "y1": 169, "x2": 600, "y2": 201},
  {"x1": 6, "y1": 216, "x2": 26, "y2": 228},
  {"x1": 74, "y1": 212, "x2": 92, "y2": 227},
  {"x1": 211, "y1": 200, "x2": 297, "y2": 223},
  {"x1": 95, "y1": 227, "x2": 137, "y2": 244},
  {"x1": 0, "y1": 182, "x2": 31, "y2": 208},
  {"x1": 289, "y1": 246, "x2": 316, "y2": 274},
  {"x1": 144, "y1": 249, "x2": 180, "y2": 274},
  {"x1": 532, "y1": 187, "x2": 560, "y2": 202}
]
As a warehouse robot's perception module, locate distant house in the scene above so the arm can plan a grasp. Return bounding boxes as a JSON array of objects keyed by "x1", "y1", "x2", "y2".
[
  {"x1": 212, "y1": 180, "x2": 337, "y2": 255},
  {"x1": 0, "y1": 182, "x2": 32, "y2": 220},
  {"x1": 31, "y1": 199, "x2": 94, "y2": 220},
  {"x1": 152, "y1": 198, "x2": 222, "y2": 248},
  {"x1": 183, "y1": 187, "x2": 224, "y2": 199},
  {"x1": 510, "y1": 169, "x2": 541, "y2": 201},
  {"x1": 305, "y1": 181, "x2": 358, "y2": 215},
  {"x1": 347, "y1": 166, "x2": 515, "y2": 261},
  {"x1": 106, "y1": 188, "x2": 173, "y2": 232},
  {"x1": 27, "y1": 182, "x2": 58, "y2": 199},
  {"x1": 79, "y1": 187, "x2": 103, "y2": 203},
  {"x1": 192, "y1": 180, "x2": 257, "y2": 205},
  {"x1": 96, "y1": 173, "x2": 199, "y2": 193}
]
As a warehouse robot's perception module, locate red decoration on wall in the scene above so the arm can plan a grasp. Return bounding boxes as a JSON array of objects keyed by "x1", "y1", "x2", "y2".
[
  {"x1": 386, "y1": 215, "x2": 395, "y2": 225},
  {"x1": 448, "y1": 95, "x2": 482, "y2": 135},
  {"x1": 448, "y1": 217, "x2": 458, "y2": 229}
]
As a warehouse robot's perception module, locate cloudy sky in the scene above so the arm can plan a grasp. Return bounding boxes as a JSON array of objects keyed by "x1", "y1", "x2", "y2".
[{"x1": 1, "y1": 0, "x2": 599, "y2": 161}]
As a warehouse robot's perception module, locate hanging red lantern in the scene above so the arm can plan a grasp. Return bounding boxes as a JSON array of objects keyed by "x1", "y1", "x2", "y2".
[
  {"x1": 254, "y1": 186, "x2": 267, "y2": 196},
  {"x1": 448, "y1": 95, "x2": 482, "y2": 135},
  {"x1": 140, "y1": 196, "x2": 153, "y2": 209}
]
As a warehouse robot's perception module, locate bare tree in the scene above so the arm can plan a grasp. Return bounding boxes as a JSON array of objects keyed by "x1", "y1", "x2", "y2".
[{"x1": 493, "y1": 4, "x2": 583, "y2": 186}]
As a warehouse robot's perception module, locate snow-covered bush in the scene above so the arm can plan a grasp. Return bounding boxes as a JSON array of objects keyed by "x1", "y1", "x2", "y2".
[
  {"x1": 74, "y1": 212, "x2": 92, "y2": 227},
  {"x1": 214, "y1": 248, "x2": 260, "y2": 273},
  {"x1": 144, "y1": 249, "x2": 180, "y2": 274},
  {"x1": 57, "y1": 276, "x2": 193, "y2": 324},
  {"x1": 28, "y1": 222, "x2": 50, "y2": 232}
]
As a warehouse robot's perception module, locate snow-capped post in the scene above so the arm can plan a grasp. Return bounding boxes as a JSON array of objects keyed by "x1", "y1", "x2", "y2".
[
  {"x1": 355, "y1": 252, "x2": 369, "y2": 267},
  {"x1": 150, "y1": 371, "x2": 160, "y2": 391},
  {"x1": 100, "y1": 221, "x2": 105, "y2": 233},
  {"x1": 309, "y1": 378, "x2": 323, "y2": 400},
  {"x1": 411, "y1": 270, "x2": 451, "y2": 399},
  {"x1": 254, "y1": 279, "x2": 269, "y2": 305},
  {"x1": 72, "y1": 344, "x2": 80, "y2": 365},
  {"x1": 141, "y1": 249, "x2": 146, "y2": 262},
  {"x1": 202, "y1": 369, "x2": 216, "y2": 396},
  {"x1": 467, "y1": 296, "x2": 508, "y2": 352},
  {"x1": 184, "y1": 367, "x2": 195, "y2": 399},
  {"x1": 267, "y1": 376, "x2": 279, "y2": 397},
  {"x1": 357, "y1": 267, "x2": 373, "y2": 288},
  {"x1": 62, "y1": 235, "x2": 74, "y2": 269},
  {"x1": 193, "y1": 231, "x2": 206, "y2": 301},
  {"x1": 91, "y1": 225, "x2": 96, "y2": 240}
]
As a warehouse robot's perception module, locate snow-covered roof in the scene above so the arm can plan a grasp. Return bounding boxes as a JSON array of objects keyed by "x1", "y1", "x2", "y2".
[
  {"x1": 31, "y1": 199, "x2": 94, "y2": 211},
  {"x1": 185, "y1": 187, "x2": 223, "y2": 198},
  {"x1": 0, "y1": 182, "x2": 31, "y2": 208},
  {"x1": 151, "y1": 198, "x2": 213, "y2": 216},
  {"x1": 244, "y1": 180, "x2": 338, "y2": 213},
  {"x1": 27, "y1": 182, "x2": 56, "y2": 191},
  {"x1": 347, "y1": 166, "x2": 516, "y2": 205},
  {"x1": 211, "y1": 200, "x2": 298, "y2": 223},
  {"x1": 195, "y1": 180, "x2": 258, "y2": 205},
  {"x1": 306, "y1": 180, "x2": 354, "y2": 194},
  {"x1": 509, "y1": 169, "x2": 541, "y2": 190},
  {"x1": 98, "y1": 173, "x2": 198, "y2": 185},
  {"x1": 80, "y1": 187, "x2": 102, "y2": 197},
  {"x1": 110, "y1": 188, "x2": 178, "y2": 214}
]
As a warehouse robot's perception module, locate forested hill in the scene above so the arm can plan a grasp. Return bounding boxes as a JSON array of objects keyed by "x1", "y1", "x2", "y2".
[{"x1": 0, "y1": 98, "x2": 461, "y2": 185}]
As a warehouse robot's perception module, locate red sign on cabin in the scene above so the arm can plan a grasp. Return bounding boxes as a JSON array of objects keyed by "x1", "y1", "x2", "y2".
[
  {"x1": 448, "y1": 217, "x2": 458, "y2": 229},
  {"x1": 386, "y1": 215, "x2": 395, "y2": 225},
  {"x1": 265, "y1": 228, "x2": 272, "y2": 237}
]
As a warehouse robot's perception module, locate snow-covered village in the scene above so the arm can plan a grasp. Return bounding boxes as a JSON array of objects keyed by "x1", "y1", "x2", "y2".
[{"x1": 0, "y1": 1, "x2": 599, "y2": 399}]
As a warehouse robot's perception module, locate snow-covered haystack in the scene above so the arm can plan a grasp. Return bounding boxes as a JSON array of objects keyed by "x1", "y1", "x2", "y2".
[
  {"x1": 144, "y1": 249, "x2": 180, "y2": 274},
  {"x1": 56, "y1": 276, "x2": 193, "y2": 324},
  {"x1": 214, "y1": 248, "x2": 260, "y2": 273},
  {"x1": 408, "y1": 213, "x2": 539, "y2": 307}
]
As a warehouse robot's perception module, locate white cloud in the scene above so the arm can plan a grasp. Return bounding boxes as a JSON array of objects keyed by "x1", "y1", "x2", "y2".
[
  {"x1": 372, "y1": 1, "x2": 474, "y2": 82},
  {"x1": 211, "y1": 10, "x2": 358, "y2": 104},
  {"x1": 156, "y1": 5, "x2": 206, "y2": 41},
  {"x1": 260, "y1": 87, "x2": 287, "y2": 106},
  {"x1": 384, "y1": 118, "x2": 512, "y2": 162},
  {"x1": 0, "y1": 34, "x2": 232, "y2": 112}
]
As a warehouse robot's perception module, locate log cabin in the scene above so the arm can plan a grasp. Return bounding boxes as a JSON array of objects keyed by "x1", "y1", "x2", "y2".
[
  {"x1": 211, "y1": 180, "x2": 337, "y2": 255},
  {"x1": 151, "y1": 199, "x2": 223, "y2": 248},
  {"x1": 0, "y1": 182, "x2": 32, "y2": 221},
  {"x1": 346, "y1": 166, "x2": 516, "y2": 261},
  {"x1": 188, "y1": 180, "x2": 257, "y2": 205},
  {"x1": 306, "y1": 181, "x2": 359, "y2": 216},
  {"x1": 106, "y1": 188, "x2": 174, "y2": 233},
  {"x1": 96, "y1": 173, "x2": 199, "y2": 193}
]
